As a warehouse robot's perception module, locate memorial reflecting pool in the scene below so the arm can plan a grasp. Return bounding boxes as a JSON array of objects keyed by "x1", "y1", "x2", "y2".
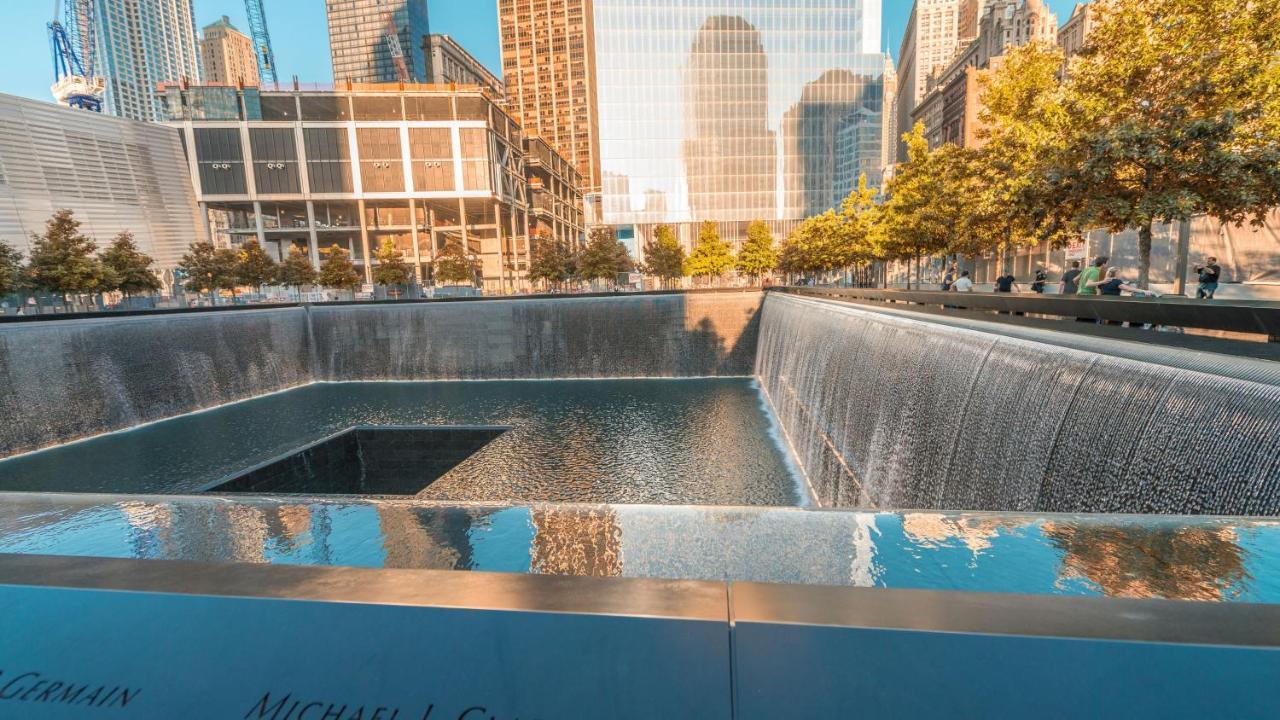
[
  {"x1": 0, "y1": 495, "x2": 1276, "y2": 602},
  {"x1": 0, "y1": 378, "x2": 801, "y2": 506}
]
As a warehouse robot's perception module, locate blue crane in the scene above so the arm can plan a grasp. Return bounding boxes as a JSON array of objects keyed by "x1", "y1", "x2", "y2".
[
  {"x1": 244, "y1": 0, "x2": 279, "y2": 86},
  {"x1": 48, "y1": 0, "x2": 103, "y2": 111}
]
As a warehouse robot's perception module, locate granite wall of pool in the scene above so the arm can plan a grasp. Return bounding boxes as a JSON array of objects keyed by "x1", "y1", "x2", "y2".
[{"x1": 0, "y1": 292, "x2": 763, "y2": 457}]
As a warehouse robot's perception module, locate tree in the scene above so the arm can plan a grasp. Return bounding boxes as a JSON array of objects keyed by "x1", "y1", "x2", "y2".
[
  {"x1": 735, "y1": 220, "x2": 778, "y2": 284},
  {"x1": 371, "y1": 238, "x2": 411, "y2": 286},
  {"x1": 879, "y1": 126, "x2": 962, "y2": 287},
  {"x1": 178, "y1": 241, "x2": 239, "y2": 302},
  {"x1": 433, "y1": 240, "x2": 477, "y2": 285},
  {"x1": 100, "y1": 231, "x2": 161, "y2": 296},
  {"x1": 972, "y1": 42, "x2": 1078, "y2": 258},
  {"x1": 577, "y1": 226, "x2": 631, "y2": 287},
  {"x1": 528, "y1": 233, "x2": 576, "y2": 290},
  {"x1": 683, "y1": 220, "x2": 734, "y2": 284},
  {"x1": 26, "y1": 209, "x2": 101, "y2": 301},
  {"x1": 276, "y1": 245, "x2": 318, "y2": 291},
  {"x1": 0, "y1": 241, "x2": 23, "y2": 297},
  {"x1": 236, "y1": 239, "x2": 277, "y2": 290},
  {"x1": 642, "y1": 224, "x2": 686, "y2": 288},
  {"x1": 1058, "y1": 0, "x2": 1280, "y2": 286},
  {"x1": 318, "y1": 245, "x2": 362, "y2": 290}
]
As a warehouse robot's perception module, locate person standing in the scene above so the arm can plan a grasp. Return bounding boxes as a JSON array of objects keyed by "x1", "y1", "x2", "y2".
[
  {"x1": 1060, "y1": 261, "x2": 1082, "y2": 295},
  {"x1": 952, "y1": 271, "x2": 974, "y2": 292},
  {"x1": 1194, "y1": 256, "x2": 1221, "y2": 299},
  {"x1": 994, "y1": 272, "x2": 1020, "y2": 293},
  {"x1": 1076, "y1": 257, "x2": 1108, "y2": 296},
  {"x1": 1031, "y1": 267, "x2": 1048, "y2": 294},
  {"x1": 941, "y1": 264, "x2": 957, "y2": 291}
]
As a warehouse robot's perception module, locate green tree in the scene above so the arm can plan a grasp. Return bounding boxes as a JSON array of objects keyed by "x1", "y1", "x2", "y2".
[
  {"x1": 735, "y1": 220, "x2": 778, "y2": 284},
  {"x1": 433, "y1": 240, "x2": 477, "y2": 285},
  {"x1": 972, "y1": 42, "x2": 1077, "y2": 259},
  {"x1": 26, "y1": 209, "x2": 101, "y2": 301},
  {"x1": 577, "y1": 226, "x2": 632, "y2": 287},
  {"x1": 276, "y1": 245, "x2": 318, "y2": 291},
  {"x1": 1058, "y1": 0, "x2": 1280, "y2": 286},
  {"x1": 371, "y1": 238, "x2": 411, "y2": 286},
  {"x1": 528, "y1": 233, "x2": 576, "y2": 290},
  {"x1": 236, "y1": 239, "x2": 277, "y2": 290},
  {"x1": 0, "y1": 240, "x2": 21, "y2": 297},
  {"x1": 683, "y1": 220, "x2": 734, "y2": 284},
  {"x1": 178, "y1": 241, "x2": 239, "y2": 302},
  {"x1": 642, "y1": 224, "x2": 686, "y2": 288},
  {"x1": 318, "y1": 245, "x2": 362, "y2": 290},
  {"x1": 879, "y1": 126, "x2": 963, "y2": 287},
  {"x1": 100, "y1": 231, "x2": 161, "y2": 297}
]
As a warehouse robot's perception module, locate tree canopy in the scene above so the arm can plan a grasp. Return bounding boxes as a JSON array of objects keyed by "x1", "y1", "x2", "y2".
[
  {"x1": 528, "y1": 233, "x2": 576, "y2": 288},
  {"x1": 433, "y1": 241, "x2": 477, "y2": 285},
  {"x1": 735, "y1": 220, "x2": 778, "y2": 282},
  {"x1": 178, "y1": 241, "x2": 239, "y2": 299},
  {"x1": 100, "y1": 231, "x2": 161, "y2": 296},
  {"x1": 235, "y1": 240, "x2": 277, "y2": 288},
  {"x1": 643, "y1": 224, "x2": 686, "y2": 286},
  {"x1": 371, "y1": 238, "x2": 411, "y2": 286},
  {"x1": 684, "y1": 221, "x2": 734, "y2": 281},
  {"x1": 0, "y1": 240, "x2": 23, "y2": 297},
  {"x1": 277, "y1": 245, "x2": 318, "y2": 290},
  {"x1": 577, "y1": 226, "x2": 632, "y2": 285},
  {"x1": 26, "y1": 209, "x2": 103, "y2": 298},
  {"x1": 318, "y1": 245, "x2": 361, "y2": 290}
]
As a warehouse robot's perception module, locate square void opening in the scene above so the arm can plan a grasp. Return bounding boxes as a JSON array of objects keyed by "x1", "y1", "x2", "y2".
[{"x1": 204, "y1": 425, "x2": 508, "y2": 496}]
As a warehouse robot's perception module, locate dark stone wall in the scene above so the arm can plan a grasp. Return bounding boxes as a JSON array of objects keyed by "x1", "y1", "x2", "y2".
[
  {"x1": 309, "y1": 292, "x2": 762, "y2": 380},
  {"x1": 756, "y1": 293, "x2": 1280, "y2": 516},
  {"x1": 0, "y1": 292, "x2": 763, "y2": 457},
  {"x1": 0, "y1": 308, "x2": 311, "y2": 457}
]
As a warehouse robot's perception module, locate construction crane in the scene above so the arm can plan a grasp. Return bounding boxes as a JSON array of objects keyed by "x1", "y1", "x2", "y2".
[
  {"x1": 378, "y1": 0, "x2": 411, "y2": 83},
  {"x1": 48, "y1": 0, "x2": 104, "y2": 111},
  {"x1": 244, "y1": 0, "x2": 278, "y2": 86}
]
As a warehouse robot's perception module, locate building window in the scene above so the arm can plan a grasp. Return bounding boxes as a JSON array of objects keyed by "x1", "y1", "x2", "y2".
[
  {"x1": 194, "y1": 128, "x2": 248, "y2": 195},
  {"x1": 304, "y1": 128, "x2": 353, "y2": 193},
  {"x1": 356, "y1": 127, "x2": 405, "y2": 192}
]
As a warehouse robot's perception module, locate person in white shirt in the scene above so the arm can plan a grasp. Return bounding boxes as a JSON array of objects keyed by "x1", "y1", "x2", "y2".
[{"x1": 951, "y1": 271, "x2": 974, "y2": 292}]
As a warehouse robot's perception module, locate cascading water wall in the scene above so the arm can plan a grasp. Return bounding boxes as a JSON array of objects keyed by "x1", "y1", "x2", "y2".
[{"x1": 755, "y1": 293, "x2": 1280, "y2": 516}]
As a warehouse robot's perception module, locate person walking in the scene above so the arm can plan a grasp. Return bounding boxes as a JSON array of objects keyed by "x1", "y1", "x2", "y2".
[
  {"x1": 1059, "y1": 261, "x2": 1082, "y2": 295},
  {"x1": 952, "y1": 270, "x2": 974, "y2": 292},
  {"x1": 1031, "y1": 267, "x2": 1048, "y2": 294},
  {"x1": 994, "y1": 271, "x2": 1020, "y2": 293},
  {"x1": 941, "y1": 264, "x2": 957, "y2": 291},
  {"x1": 1194, "y1": 256, "x2": 1221, "y2": 299},
  {"x1": 1076, "y1": 256, "x2": 1108, "y2": 296}
]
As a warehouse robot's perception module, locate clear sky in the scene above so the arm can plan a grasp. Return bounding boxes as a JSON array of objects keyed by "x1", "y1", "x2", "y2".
[{"x1": 1, "y1": 0, "x2": 1077, "y2": 105}]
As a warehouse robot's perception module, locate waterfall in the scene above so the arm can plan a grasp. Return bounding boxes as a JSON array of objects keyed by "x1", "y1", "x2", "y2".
[{"x1": 755, "y1": 293, "x2": 1280, "y2": 516}]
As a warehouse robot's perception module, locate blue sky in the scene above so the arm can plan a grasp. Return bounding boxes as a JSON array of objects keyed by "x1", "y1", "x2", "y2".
[{"x1": 1, "y1": 1, "x2": 1077, "y2": 104}]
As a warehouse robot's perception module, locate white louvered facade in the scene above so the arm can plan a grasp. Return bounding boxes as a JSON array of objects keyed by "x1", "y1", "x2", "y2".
[{"x1": 0, "y1": 93, "x2": 206, "y2": 271}]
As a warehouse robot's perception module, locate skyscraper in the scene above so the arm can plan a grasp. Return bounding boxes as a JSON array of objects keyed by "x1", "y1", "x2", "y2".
[
  {"x1": 326, "y1": 0, "x2": 430, "y2": 84},
  {"x1": 497, "y1": 0, "x2": 600, "y2": 190},
  {"x1": 591, "y1": 0, "x2": 884, "y2": 248},
  {"x1": 200, "y1": 16, "x2": 260, "y2": 86},
  {"x1": 894, "y1": 0, "x2": 963, "y2": 161},
  {"x1": 683, "y1": 16, "x2": 774, "y2": 222},
  {"x1": 94, "y1": 0, "x2": 202, "y2": 121}
]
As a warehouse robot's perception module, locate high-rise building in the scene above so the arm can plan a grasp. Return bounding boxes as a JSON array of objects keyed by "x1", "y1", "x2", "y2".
[
  {"x1": 423, "y1": 34, "x2": 505, "y2": 98},
  {"x1": 326, "y1": 0, "x2": 430, "y2": 84},
  {"x1": 1058, "y1": 2, "x2": 1097, "y2": 59},
  {"x1": 592, "y1": 0, "x2": 884, "y2": 256},
  {"x1": 911, "y1": 0, "x2": 1059, "y2": 149},
  {"x1": 880, "y1": 55, "x2": 899, "y2": 178},
  {"x1": 497, "y1": 0, "x2": 601, "y2": 191},
  {"x1": 0, "y1": 93, "x2": 206, "y2": 274},
  {"x1": 200, "y1": 16, "x2": 261, "y2": 86},
  {"x1": 94, "y1": 0, "x2": 202, "y2": 121},
  {"x1": 894, "y1": 0, "x2": 963, "y2": 162}
]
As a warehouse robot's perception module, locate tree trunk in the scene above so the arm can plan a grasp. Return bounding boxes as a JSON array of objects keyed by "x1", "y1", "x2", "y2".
[{"x1": 1137, "y1": 222, "x2": 1154, "y2": 289}]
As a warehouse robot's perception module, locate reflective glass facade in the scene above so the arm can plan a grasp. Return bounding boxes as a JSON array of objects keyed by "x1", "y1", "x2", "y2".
[{"x1": 594, "y1": 0, "x2": 884, "y2": 226}]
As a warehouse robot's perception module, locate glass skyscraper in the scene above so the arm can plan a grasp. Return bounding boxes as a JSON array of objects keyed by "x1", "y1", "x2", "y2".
[
  {"x1": 95, "y1": 0, "x2": 202, "y2": 121},
  {"x1": 593, "y1": 0, "x2": 884, "y2": 238},
  {"x1": 326, "y1": 0, "x2": 430, "y2": 84}
]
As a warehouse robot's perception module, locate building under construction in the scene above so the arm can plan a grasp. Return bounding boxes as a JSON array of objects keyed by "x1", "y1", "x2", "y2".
[{"x1": 161, "y1": 83, "x2": 583, "y2": 293}]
